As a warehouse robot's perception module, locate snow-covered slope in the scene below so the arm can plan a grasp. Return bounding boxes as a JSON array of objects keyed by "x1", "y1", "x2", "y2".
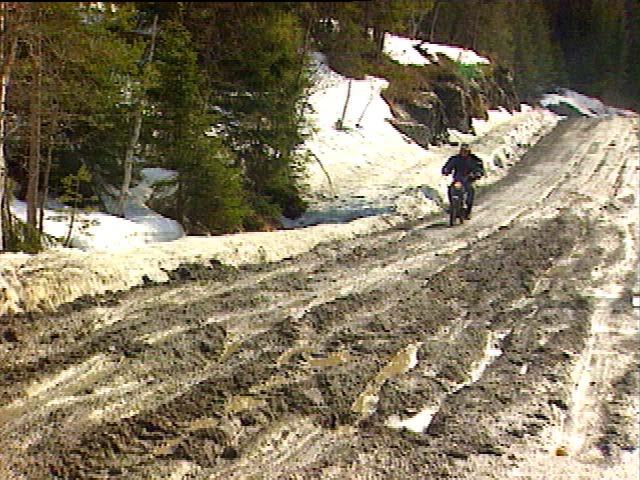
[{"x1": 286, "y1": 50, "x2": 557, "y2": 228}]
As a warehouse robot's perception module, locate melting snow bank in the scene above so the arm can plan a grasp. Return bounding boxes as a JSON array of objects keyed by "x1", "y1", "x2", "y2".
[
  {"x1": 0, "y1": 213, "x2": 432, "y2": 316},
  {"x1": 540, "y1": 88, "x2": 637, "y2": 118},
  {"x1": 383, "y1": 33, "x2": 490, "y2": 66}
]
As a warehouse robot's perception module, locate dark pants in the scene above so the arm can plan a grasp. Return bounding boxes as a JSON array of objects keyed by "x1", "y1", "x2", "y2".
[{"x1": 448, "y1": 180, "x2": 475, "y2": 211}]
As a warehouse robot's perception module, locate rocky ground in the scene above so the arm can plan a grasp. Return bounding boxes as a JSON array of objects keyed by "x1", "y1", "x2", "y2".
[{"x1": 0, "y1": 116, "x2": 638, "y2": 479}]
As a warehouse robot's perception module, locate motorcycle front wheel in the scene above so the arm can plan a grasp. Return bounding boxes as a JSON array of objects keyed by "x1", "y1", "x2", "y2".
[{"x1": 449, "y1": 197, "x2": 463, "y2": 226}]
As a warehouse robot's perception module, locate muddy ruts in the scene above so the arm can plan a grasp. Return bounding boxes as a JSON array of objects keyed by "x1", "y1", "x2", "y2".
[
  {"x1": 0, "y1": 302, "x2": 227, "y2": 406},
  {"x1": 9, "y1": 214, "x2": 595, "y2": 479},
  {"x1": 598, "y1": 352, "x2": 639, "y2": 455}
]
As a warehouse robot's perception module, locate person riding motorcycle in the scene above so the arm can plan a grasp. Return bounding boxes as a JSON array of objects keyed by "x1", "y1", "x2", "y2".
[{"x1": 442, "y1": 143, "x2": 485, "y2": 219}]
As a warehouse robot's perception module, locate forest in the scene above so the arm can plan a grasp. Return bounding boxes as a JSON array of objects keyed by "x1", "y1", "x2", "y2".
[{"x1": 1, "y1": 1, "x2": 638, "y2": 252}]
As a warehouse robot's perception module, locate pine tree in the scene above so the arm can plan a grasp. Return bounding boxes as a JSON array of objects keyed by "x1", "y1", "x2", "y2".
[
  {"x1": 6, "y1": 2, "x2": 141, "y2": 236},
  {"x1": 184, "y1": 3, "x2": 311, "y2": 226},
  {"x1": 148, "y1": 21, "x2": 249, "y2": 233},
  {"x1": 0, "y1": 3, "x2": 140, "y2": 250},
  {"x1": 512, "y1": 0, "x2": 563, "y2": 98}
]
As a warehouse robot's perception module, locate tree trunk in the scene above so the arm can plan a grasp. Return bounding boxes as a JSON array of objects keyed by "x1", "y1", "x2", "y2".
[
  {"x1": 410, "y1": 7, "x2": 428, "y2": 39},
  {"x1": 295, "y1": 12, "x2": 313, "y2": 120},
  {"x1": 337, "y1": 79, "x2": 352, "y2": 130},
  {"x1": 1, "y1": 2, "x2": 18, "y2": 250},
  {"x1": 118, "y1": 109, "x2": 142, "y2": 217},
  {"x1": 118, "y1": 14, "x2": 158, "y2": 218},
  {"x1": 1, "y1": 1, "x2": 5, "y2": 250},
  {"x1": 176, "y1": 177, "x2": 184, "y2": 226},
  {"x1": 64, "y1": 177, "x2": 78, "y2": 247},
  {"x1": 472, "y1": 0, "x2": 482, "y2": 51},
  {"x1": 26, "y1": 38, "x2": 42, "y2": 228},
  {"x1": 373, "y1": 26, "x2": 385, "y2": 53},
  {"x1": 0, "y1": 171, "x2": 11, "y2": 248},
  {"x1": 410, "y1": 13, "x2": 422, "y2": 38},
  {"x1": 362, "y1": 1, "x2": 372, "y2": 39},
  {"x1": 39, "y1": 137, "x2": 53, "y2": 233},
  {"x1": 430, "y1": 1, "x2": 440, "y2": 43}
]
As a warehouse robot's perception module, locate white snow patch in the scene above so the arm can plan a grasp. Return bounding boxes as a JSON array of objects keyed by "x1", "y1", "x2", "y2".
[
  {"x1": 419, "y1": 41, "x2": 490, "y2": 65},
  {"x1": 383, "y1": 33, "x2": 490, "y2": 66},
  {"x1": 383, "y1": 34, "x2": 430, "y2": 66},
  {"x1": 540, "y1": 88, "x2": 636, "y2": 118},
  {"x1": 467, "y1": 331, "x2": 507, "y2": 384},
  {"x1": 9, "y1": 167, "x2": 183, "y2": 251},
  {"x1": 386, "y1": 405, "x2": 439, "y2": 433},
  {"x1": 405, "y1": 343, "x2": 420, "y2": 370}
]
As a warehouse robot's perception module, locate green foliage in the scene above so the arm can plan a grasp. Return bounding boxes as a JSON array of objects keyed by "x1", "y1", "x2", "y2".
[
  {"x1": 2, "y1": 216, "x2": 45, "y2": 253},
  {"x1": 511, "y1": 1, "x2": 563, "y2": 98},
  {"x1": 544, "y1": 0, "x2": 636, "y2": 107},
  {"x1": 58, "y1": 165, "x2": 97, "y2": 247},
  {"x1": 624, "y1": 0, "x2": 640, "y2": 109},
  {"x1": 455, "y1": 62, "x2": 482, "y2": 82},
  {"x1": 421, "y1": 0, "x2": 563, "y2": 99},
  {"x1": 368, "y1": 0, "x2": 433, "y2": 37},
  {"x1": 7, "y1": 2, "x2": 143, "y2": 197},
  {"x1": 324, "y1": 19, "x2": 377, "y2": 79},
  {"x1": 175, "y1": 139, "x2": 250, "y2": 234},
  {"x1": 378, "y1": 63, "x2": 430, "y2": 103},
  {"x1": 192, "y1": 5, "x2": 311, "y2": 225},
  {"x1": 58, "y1": 165, "x2": 93, "y2": 206},
  {"x1": 423, "y1": 0, "x2": 639, "y2": 105},
  {"x1": 149, "y1": 21, "x2": 250, "y2": 233}
]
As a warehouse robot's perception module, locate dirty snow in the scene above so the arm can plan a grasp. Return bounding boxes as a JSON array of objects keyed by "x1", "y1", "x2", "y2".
[{"x1": 386, "y1": 331, "x2": 509, "y2": 434}]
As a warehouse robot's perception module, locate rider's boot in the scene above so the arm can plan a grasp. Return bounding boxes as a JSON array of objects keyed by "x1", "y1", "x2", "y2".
[{"x1": 465, "y1": 205, "x2": 472, "y2": 219}]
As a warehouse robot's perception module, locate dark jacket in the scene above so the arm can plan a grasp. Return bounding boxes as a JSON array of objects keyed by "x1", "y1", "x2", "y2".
[{"x1": 442, "y1": 153, "x2": 485, "y2": 182}]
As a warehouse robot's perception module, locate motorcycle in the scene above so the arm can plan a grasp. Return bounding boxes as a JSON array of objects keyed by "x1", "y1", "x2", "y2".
[{"x1": 448, "y1": 181, "x2": 466, "y2": 227}]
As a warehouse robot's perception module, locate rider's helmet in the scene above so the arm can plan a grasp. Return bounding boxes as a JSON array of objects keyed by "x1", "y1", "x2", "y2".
[{"x1": 460, "y1": 143, "x2": 471, "y2": 154}]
